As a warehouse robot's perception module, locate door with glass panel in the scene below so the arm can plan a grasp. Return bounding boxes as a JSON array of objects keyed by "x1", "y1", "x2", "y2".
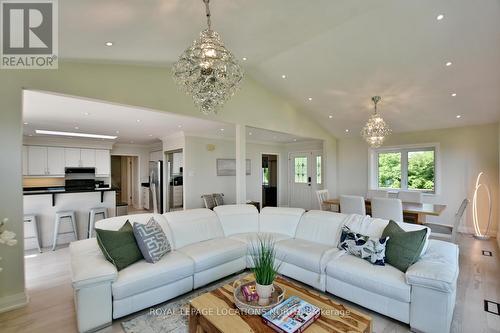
[{"x1": 289, "y1": 152, "x2": 323, "y2": 209}]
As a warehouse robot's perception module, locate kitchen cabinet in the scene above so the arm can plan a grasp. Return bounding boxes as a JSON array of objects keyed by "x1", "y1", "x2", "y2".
[
  {"x1": 80, "y1": 149, "x2": 96, "y2": 167},
  {"x1": 47, "y1": 147, "x2": 65, "y2": 175},
  {"x1": 172, "y1": 152, "x2": 183, "y2": 175},
  {"x1": 27, "y1": 146, "x2": 47, "y2": 175},
  {"x1": 22, "y1": 146, "x2": 28, "y2": 176},
  {"x1": 95, "y1": 149, "x2": 111, "y2": 176},
  {"x1": 172, "y1": 185, "x2": 183, "y2": 207},
  {"x1": 64, "y1": 148, "x2": 81, "y2": 167}
]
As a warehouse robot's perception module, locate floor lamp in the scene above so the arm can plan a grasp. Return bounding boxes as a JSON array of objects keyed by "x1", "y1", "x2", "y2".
[{"x1": 472, "y1": 172, "x2": 492, "y2": 240}]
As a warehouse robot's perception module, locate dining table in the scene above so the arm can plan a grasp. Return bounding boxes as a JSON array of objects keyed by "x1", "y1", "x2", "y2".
[{"x1": 323, "y1": 198, "x2": 447, "y2": 224}]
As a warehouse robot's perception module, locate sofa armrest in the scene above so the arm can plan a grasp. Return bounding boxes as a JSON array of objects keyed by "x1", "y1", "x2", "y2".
[
  {"x1": 70, "y1": 239, "x2": 117, "y2": 288},
  {"x1": 405, "y1": 239, "x2": 459, "y2": 293}
]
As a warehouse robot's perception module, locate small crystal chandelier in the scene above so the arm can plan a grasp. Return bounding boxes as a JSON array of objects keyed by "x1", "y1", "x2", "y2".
[
  {"x1": 361, "y1": 96, "x2": 391, "y2": 148},
  {"x1": 172, "y1": 0, "x2": 244, "y2": 115}
]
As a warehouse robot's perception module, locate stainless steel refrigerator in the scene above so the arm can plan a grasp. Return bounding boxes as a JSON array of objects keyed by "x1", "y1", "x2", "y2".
[{"x1": 149, "y1": 161, "x2": 163, "y2": 213}]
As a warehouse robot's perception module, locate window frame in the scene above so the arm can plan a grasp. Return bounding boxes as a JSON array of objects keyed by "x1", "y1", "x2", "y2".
[{"x1": 368, "y1": 143, "x2": 440, "y2": 195}]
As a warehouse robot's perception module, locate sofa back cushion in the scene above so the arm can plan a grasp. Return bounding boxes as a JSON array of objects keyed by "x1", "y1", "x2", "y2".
[
  {"x1": 213, "y1": 204, "x2": 259, "y2": 236},
  {"x1": 259, "y1": 207, "x2": 305, "y2": 237},
  {"x1": 163, "y1": 209, "x2": 223, "y2": 249},
  {"x1": 294, "y1": 210, "x2": 345, "y2": 246},
  {"x1": 94, "y1": 214, "x2": 173, "y2": 241}
]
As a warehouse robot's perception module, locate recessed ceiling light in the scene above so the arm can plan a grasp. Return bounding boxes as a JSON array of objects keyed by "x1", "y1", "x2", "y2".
[
  {"x1": 242, "y1": 57, "x2": 247, "y2": 61},
  {"x1": 281, "y1": 74, "x2": 287, "y2": 79},
  {"x1": 116, "y1": 130, "x2": 120, "y2": 134},
  {"x1": 293, "y1": 138, "x2": 297, "y2": 142},
  {"x1": 149, "y1": 134, "x2": 153, "y2": 137},
  {"x1": 136, "y1": 119, "x2": 141, "y2": 123},
  {"x1": 248, "y1": 132, "x2": 252, "y2": 135},
  {"x1": 177, "y1": 125, "x2": 182, "y2": 128},
  {"x1": 445, "y1": 61, "x2": 452, "y2": 67},
  {"x1": 84, "y1": 112, "x2": 90, "y2": 116},
  {"x1": 220, "y1": 128, "x2": 224, "y2": 131},
  {"x1": 451, "y1": 93, "x2": 457, "y2": 97},
  {"x1": 105, "y1": 41, "x2": 113, "y2": 47},
  {"x1": 308, "y1": 97, "x2": 312, "y2": 101},
  {"x1": 328, "y1": 115, "x2": 333, "y2": 119},
  {"x1": 23, "y1": 122, "x2": 28, "y2": 125},
  {"x1": 345, "y1": 129, "x2": 349, "y2": 133},
  {"x1": 456, "y1": 115, "x2": 462, "y2": 119},
  {"x1": 74, "y1": 126, "x2": 79, "y2": 130},
  {"x1": 35, "y1": 129, "x2": 117, "y2": 140},
  {"x1": 436, "y1": 14, "x2": 444, "y2": 20}
]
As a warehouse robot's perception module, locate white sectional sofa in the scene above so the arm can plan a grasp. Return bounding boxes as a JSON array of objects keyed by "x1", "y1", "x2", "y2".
[{"x1": 70, "y1": 205, "x2": 459, "y2": 333}]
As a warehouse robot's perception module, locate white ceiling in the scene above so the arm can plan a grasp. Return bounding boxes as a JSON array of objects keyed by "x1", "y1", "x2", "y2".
[
  {"x1": 57, "y1": 1, "x2": 500, "y2": 136},
  {"x1": 23, "y1": 90, "x2": 315, "y2": 144}
]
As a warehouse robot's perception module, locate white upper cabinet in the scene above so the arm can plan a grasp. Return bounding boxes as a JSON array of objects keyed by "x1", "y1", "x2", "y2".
[
  {"x1": 22, "y1": 146, "x2": 28, "y2": 176},
  {"x1": 65, "y1": 148, "x2": 81, "y2": 167},
  {"x1": 80, "y1": 149, "x2": 96, "y2": 167},
  {"x1": 27, "y1": 146, "x2": 47, "y2": 175},
  {"x1": 95, "y1": 149, "x2": 110, "y2": 175},
  {"x1": 47, "y1": 147, "x2": 65, "y2": 175}
]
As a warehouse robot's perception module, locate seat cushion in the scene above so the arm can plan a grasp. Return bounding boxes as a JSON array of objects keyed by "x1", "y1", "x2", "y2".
[
  {"x1": 326, "y1": 254, "x2": 410, "y2": 302},
  {"x1": 275, "y1": 239, "x2": 340, "y2": 273},
  {"x1": 177, "y1": 238, "x2": 247, "y2": 272},
  {"x1": 112, "y1": 251, "x2": 194, "y2": 300}
]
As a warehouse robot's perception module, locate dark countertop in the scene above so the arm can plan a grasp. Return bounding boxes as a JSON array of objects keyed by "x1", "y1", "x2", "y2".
[{"x1": 23, "y1": 187, "x2": 117, "y2": 195}]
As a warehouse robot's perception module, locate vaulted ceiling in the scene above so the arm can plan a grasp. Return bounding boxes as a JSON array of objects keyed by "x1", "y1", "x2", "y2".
[{"x1": 60, "y1": 0, "x2": 500, "y2": 137}]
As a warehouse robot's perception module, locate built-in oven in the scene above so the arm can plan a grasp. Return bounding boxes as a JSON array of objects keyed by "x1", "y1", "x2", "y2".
[{"x1": 65, "y1": 167, "x2": 96, "y2": 191}]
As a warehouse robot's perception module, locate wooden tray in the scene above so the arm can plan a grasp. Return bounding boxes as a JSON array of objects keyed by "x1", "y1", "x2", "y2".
[{"x1": 232, "y1": 279, "x2": 285, "y2": 315}]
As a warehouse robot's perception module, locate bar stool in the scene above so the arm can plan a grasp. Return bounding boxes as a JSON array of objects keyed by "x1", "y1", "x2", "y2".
[
  {"x1": 88, "y1": 207, "x2": 108, "y2": 238},
  {"x1": 24, "y1": 214, "x2": 42, "y2": 253},
  {"x1": 52, "y1": 210, "x2": 78, "y2": 251}
]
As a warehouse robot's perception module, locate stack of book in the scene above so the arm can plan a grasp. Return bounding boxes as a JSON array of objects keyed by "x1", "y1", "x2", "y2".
[{"x1": 261, "y1": 296, "x2": 321, "y2": 333}]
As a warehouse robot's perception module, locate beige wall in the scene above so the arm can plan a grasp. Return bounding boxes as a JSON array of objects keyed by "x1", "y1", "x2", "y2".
[
  {"x1": 337, "y1": 124, "x2": 499, "y2": 234},
  {"x1": 0, "y1": 61, "x2": 336, "y2": 305}
]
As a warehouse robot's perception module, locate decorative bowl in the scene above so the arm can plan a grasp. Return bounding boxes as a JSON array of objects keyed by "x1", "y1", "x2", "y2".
[{"x1": 232, "y1": 279, "x2": 285, "y2": 315}]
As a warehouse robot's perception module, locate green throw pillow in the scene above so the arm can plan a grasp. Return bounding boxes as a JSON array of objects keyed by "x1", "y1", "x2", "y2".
[
  {"x1": 382, "y1": 220, "x2": 427, "y2": 272},
  {"x1": 96, "y1": 221, "x2": 143, "y2": 271}
]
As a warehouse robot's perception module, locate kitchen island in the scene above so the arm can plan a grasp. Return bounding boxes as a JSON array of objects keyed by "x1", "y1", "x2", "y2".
[{"x1": 23, "y1": 188, "x2": 116, "y2": 249}]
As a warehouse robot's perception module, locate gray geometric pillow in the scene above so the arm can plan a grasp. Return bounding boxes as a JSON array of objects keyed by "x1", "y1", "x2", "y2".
[
  {"x1": 133, "y1": 218, "x2": 171, "y2": 263},
  {"x1": 202, "y1": 194, "x2": 216, "y2": 209},
  {"x1": 338, "y1": 226, "x2": 389, "y2": 266},
  {"x1": 213, "y1": 193, "x2": 224, "y2": 206}
]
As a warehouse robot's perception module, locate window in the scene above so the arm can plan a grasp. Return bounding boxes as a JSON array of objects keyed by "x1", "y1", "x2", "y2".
[
  {"x1": 316, "y1": 156, "x2": 322, "y2": 184},
  {"x1": 294, "y1": 157, "x2": 307, "y2": 183},
  {"x1": 371, "y1": 145, "x2": 437, "y2": 193},
  {"x1": 262, "y1": 167, "x2": 270, "y2": 186}
]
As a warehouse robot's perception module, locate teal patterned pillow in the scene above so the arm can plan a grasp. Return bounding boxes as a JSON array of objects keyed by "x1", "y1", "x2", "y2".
[
  {"x1": 338, "y1": 226, "x2": 389, "y2": 266},
  {"x1": 132, "y1": 218, "x2": 171, "y2": 263}
]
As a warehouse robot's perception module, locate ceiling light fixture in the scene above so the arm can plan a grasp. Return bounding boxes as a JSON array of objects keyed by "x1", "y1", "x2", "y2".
[
  {"x1": 105, "y1": 41, "x2": 113, "y2": 46},
  {"x1": 23, "y1": 122, "x2": 28, "y2": 125},
  {"x1": 74, "y1": 126, "x2": 79, "y2": 130},
  {"x1": 220, "y1": 128, "x2": 224, "y2": 131},
  {"x1": 451, "y1": 93, "x2": 457, "y2": 97},
  {"x1": 177, "y1": 125, "x2": 183, "y2": 128},
  {"x1": 345, "y1": 129, "x2": 349, "y2": 133},
  {"x1": 308, "y1": 97, "x2": 312, "y2": 101},
  {"x1": 456, "y1": 115, "x2": 461, "y2": 119},
  {"x1": 116, "y1": 130, "x2": 120, "y2": 134},
  {"x1": 293, "y1": 138, "x2": 297, "y2": 142},
  {"x1": 35, "y1": 130, "x2": 117, "y2": 140},
  {"x1": 248, "y1": 132, "x2": 252, "y2": 135},
  {"x1": 84, "y1": 112, "x2": 90, "y2": 116},
  {"x1": 328, "y1": 115, "x2": 333, "y2": 119},
  {"x1": 242, "y1": 57, "x2": 247, "y2": 61},
  {"x1": 436, "y1": 14, "x2": 444, "y2": 20},
  {"x1": 361, "y1": 96, "x2": 391, "y2": 148},
  {"x1": 281, "y1": 74, "x2": 287, "y2": 79},
  {"x1": 173, "y1": 0, "x2": 243, "y2": 115},
  {"x1": 445, "y1": 61, "x2": 452, "y2": 67},
  {"x1": 136, "y1": 119, "x2": 141, "y2": 123}
]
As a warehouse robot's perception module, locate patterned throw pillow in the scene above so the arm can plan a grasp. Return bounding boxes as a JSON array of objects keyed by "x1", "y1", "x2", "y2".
[
  {"x1": 202, "y1": 194, "x2": 216, "y2": 210},
  {"x1": 338, "y1": 226, "x2": 389, "y2": 266},
  {"x1": 213, "y1": 193, "x2": 224, "y2": 206},
  {"x1": 133, "y1": 218, "x2": 171, "y2": 263}
]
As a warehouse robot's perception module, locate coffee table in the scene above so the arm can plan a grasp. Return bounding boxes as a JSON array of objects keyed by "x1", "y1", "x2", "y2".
[{"x1": 189, "y1": 274, "x2": 372, "y2": 333}]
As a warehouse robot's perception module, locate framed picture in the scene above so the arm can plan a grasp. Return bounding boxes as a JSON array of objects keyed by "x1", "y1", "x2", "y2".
[{"x1": 216, "y1": 159, "x2": 251, "y2": 176}]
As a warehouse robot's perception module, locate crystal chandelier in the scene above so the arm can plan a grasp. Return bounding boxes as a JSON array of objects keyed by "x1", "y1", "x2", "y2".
[
  {"x1": 361, "y1": 96, "x2": 391, "y2": 148},
  {"x1": 172, "y1": 0, "x2": 244, "y2": 115}
]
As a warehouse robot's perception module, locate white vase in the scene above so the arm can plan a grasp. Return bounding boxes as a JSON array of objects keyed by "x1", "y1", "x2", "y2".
[{"x1": 256, "y1": 282, "x2": 274, "y2": 305}]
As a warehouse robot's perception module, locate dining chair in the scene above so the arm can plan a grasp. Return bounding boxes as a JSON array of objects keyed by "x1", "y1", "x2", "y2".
[
  {"x1": 397, "y1": 190, "x2": 423, "y2": 203},
  {"x1": 340, "y1": 195, "x2": 366, "y2": 215},
  {"x1": 371, "y1": 198, "x2": 403, "y2": 222},
  {"x1": 316, "y1": 189, "x2": 330, "y2": 211},
  {"x1": 366, "y1": 189, "x2": 389, "y2": 199},
  {"x1": 424, "y1": 198, "x2": 468, "y2": 244}
]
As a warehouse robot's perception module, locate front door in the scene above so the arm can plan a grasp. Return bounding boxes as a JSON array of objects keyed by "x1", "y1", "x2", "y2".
[{"x1": 288, "y1": 151, "x2": 323, "y2": 209}]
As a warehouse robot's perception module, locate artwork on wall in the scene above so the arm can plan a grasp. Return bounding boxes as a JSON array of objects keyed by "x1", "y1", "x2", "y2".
[{"x1": 216, "y1": 159, "x2": 251, "y2": 176}]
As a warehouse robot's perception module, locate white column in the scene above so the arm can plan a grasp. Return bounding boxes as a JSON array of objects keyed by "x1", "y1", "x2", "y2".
[{"x1": 235, "y1": 124, "x2": 246, "y2": 204}]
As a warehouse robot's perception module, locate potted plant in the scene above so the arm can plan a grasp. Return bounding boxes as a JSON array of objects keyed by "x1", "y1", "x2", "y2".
[{"x1": 250, "y1": 236, "x2": 281, "y2": 304}]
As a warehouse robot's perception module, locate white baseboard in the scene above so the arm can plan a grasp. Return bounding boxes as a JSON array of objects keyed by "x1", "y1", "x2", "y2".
[{"x1": 0, "y1": 291, "x2": 28, "y2": 314}]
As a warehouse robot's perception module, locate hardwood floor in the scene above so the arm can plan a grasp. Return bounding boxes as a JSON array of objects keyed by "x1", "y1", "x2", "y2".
[{"x1": 0, "y1": 234, "x2": 498, "y2": 333}]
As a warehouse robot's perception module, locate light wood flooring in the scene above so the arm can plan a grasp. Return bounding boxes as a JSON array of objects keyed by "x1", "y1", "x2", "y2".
[{"x1": 0, "y1": 234, "x2": 498, "y2": 333}]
